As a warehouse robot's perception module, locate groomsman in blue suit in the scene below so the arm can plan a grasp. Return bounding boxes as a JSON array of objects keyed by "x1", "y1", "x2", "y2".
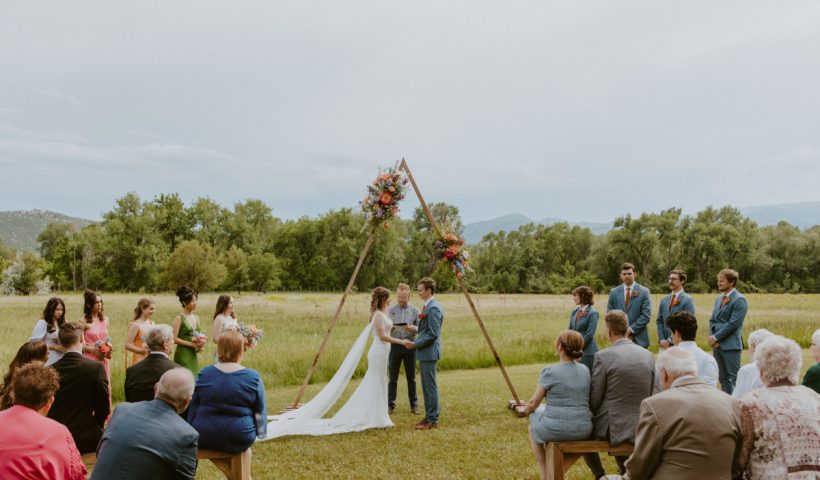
[
  {"x1": 406, "y1": 277, "x2": 443, "y2": 430},
  {"x1": 656, "y1": 269, "x2": 696, "y2": 349},
  {"x1": 607, "y1": 263, "x2": 652, "y2": 348},
  {"x1": 708, "y1": 268, "x2": 748, "y2": 394}
]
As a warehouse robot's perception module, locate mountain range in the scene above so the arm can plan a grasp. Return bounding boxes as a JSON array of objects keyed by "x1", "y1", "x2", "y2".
[
  {"x1": 462, "y1": 201, "x2": 820, "y2": 244},
  {"x1": 0, "y1": 210, "x2": 95, "y2": 252}
]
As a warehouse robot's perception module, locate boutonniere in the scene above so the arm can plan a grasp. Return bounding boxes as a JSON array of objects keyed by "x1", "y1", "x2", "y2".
[
  {"x1": 671, "y1": 296, "x2": 681, "y2": 307},
  {"x1": 632, "y1": 289, "x2": 639, "y2": 298},
  {"x1": 419, "y1": 310, "x2": 426, "y2": 320},
  {"x1": 721, "y1": 296, "x2": 731, "y2": 306},
  {"x1": 579, "y1": 309, "x2": 588, "y2": 317}
]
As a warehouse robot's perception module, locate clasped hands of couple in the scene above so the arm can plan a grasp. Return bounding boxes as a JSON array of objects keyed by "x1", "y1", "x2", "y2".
[{"x1": 400, "y1": 324, "x2": 418, "y2": 349}]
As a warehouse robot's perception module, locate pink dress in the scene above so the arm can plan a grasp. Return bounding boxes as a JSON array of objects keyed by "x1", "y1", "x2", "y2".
[
  {"x1": 0, "y1": 405, "x2": 87, "y2": 480},
  {"x1": 83, "y1": 317, "x2": 112, "y2": 409}
]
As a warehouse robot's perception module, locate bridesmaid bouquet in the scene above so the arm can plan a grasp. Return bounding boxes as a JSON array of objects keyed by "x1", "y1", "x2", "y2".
[
  {"x1": 191, "y1": 331, "x2": 208, "y2": 350},
  {"x1": 94, "y1": 337, "x2": 113, "y2": 360},
  {"x1": 238, "y1": 322, "x2": 264, "y2": 349}
]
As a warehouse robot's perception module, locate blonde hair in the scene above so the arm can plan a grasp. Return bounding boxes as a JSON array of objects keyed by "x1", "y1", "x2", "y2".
[
  {"x1": 218, "y1": 331, "x2": 245, "y2": 363},
  {"x1": 132, "y1": 298, "x2": 154, "y2": 322},
  {"x1": 370, "y1": 287, "x2": 390, "y2": 313},
  {"x1": 397, "y1": 283, "x2": 411, "y2": 292}
]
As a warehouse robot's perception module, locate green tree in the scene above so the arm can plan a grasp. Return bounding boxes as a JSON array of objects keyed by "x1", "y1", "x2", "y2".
[
  {"x1": 222, "y1": 246, "x2": 250, "y2": 293},
  {"x1": 191, "y1": 197, "x2": 232, "y2": 250},
  {"x1": 1, "y1": 252, "x2": 46, "y2": 295},
  {"x1": 247, "y1": 253, "x2": 282, "y2": 292},
  {"x1": 228, "y1": 199, "x2": 280, "y2": 255},
  {"x1": 145, "y1": 193, "x2": 194, "y2": 250},
  {"x1": 164, "y1": 240, "x2": 227, "y2": 291},
  {"x1": 37, "y1": 222, "x2": 76, "y2": 290}
]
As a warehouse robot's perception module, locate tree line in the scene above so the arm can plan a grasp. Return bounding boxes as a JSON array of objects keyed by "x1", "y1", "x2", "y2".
[{"x1": 1, "y1": 193, "x2": 818, "y2": 295}]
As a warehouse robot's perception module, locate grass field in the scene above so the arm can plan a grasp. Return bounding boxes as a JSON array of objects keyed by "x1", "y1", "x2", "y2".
[{"x1": 1, "y1": 292, "x2": 817, "y2": 479}]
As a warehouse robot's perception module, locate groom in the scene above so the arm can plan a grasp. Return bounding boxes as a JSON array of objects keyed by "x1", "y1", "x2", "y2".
[{"x1": 405, "y1": 277, "x2": 443, "y2": 430}]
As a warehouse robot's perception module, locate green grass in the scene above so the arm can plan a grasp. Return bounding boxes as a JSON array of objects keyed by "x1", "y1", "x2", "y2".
[{"x1": 1, "y1": 292, "x2": 817, "y2": 479}]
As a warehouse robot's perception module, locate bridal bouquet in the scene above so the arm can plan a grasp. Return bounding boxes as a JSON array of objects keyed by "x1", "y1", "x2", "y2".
[
  {"x1": 359, "y1": 163, "x2": 409, "y2": 229},
  {"x1": 191, "y1": 331, "x2": 208, "y2": 350},
  {"x1": 434, "y1": 232, "x2": 472, "y2": 276},
  {"x1": 94, "y1": 337, "x2": 113, "y2": 360},
  {"x1": 238, "y1": 322, "x2": 264, "y2": 349}
]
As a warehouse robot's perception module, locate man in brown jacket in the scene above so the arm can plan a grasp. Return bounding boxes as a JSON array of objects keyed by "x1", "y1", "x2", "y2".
[{"x1": 621, "y1": 347, "x2": 743, "y2": 480}]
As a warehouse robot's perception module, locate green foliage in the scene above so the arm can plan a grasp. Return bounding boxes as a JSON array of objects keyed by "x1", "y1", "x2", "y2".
[
  {"x1": 221, "y1": 246, "x2": 250, "y2": 293},
  {"x1": 1, "y1": 251, "x2": 45, "y2": 295},
  {"x1": 247, "y1": 253, "x2": 281, "y2": 292},
  {"x1": 164, "y1": 240, "x2": 227, "y2": 291}
]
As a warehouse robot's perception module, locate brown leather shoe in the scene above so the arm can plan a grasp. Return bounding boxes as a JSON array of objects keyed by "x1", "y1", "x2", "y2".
[{"x1": 414, "y1": 420, "x2": 438, "y2": 430}]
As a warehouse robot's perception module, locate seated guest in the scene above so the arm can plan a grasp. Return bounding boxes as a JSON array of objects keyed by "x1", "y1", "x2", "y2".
[
  {"x1": 653, "y1": 311, "x2": 718, "y2": 393},
  {"x1": 0, "y1": 362, "x2": 87, "y2": 480},
  {"x1": 47, "y1": 323, "x2": 110, "y2": 454},
  {"x1": 732, "y1": 328, "x2": 774, "y2": 398},
  {"x1": 524, "y1": 330, "x2": 592, "y2": 480},
  {"x1": 620, "y1": 347, "x2": 742, "y2": 480},
  {"x1": 0, "y1": 340, "x2": 48, "y2": 410},
  {"x1": 124, "y1": 325, "x2": 180, "y2": 402},
  {"x1": 735, "y1": 335, "x2": 820, "y2": 479},
  {"x1": 584, "y1": 310, "x2": 655, "y2": 478},
  {"x1": 187, "y1": 331, "x2": 267, "y2": 453},
  {"x1": 91, "y1": 368, "x2": 198, "y2": 480},
  {"x1": 802, "y1": 328, "x2": 820, "y2": 394}
]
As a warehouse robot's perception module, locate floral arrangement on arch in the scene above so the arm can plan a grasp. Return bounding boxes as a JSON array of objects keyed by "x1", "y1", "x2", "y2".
[
  {"x1": 359, "y1": 163, "x2": 409, "y2": 229},
  {"x1": 435, "y1": 231, "x2": 472, "y2": 276}
]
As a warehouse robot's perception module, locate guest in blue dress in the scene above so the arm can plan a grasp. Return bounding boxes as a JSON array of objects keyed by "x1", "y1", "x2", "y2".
[
  {"x1": 524, "y1": 330, "x2": 593, "y2": 480},
  {"x1": 187, "y1": 331, "x2": 267, "y2": 453},
  {"x1": 568, "y1": 285, "x2": 599, "y2": 371}
]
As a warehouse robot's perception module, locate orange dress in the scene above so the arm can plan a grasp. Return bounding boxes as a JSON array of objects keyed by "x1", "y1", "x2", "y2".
[{"x1": 124, "y1": 320, "x2": 155, "y2": 369}]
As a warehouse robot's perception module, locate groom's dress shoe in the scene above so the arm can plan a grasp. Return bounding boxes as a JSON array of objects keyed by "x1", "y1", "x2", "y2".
[{"x1": 414, "y1": 420, "x2": 438, "y2": 430}]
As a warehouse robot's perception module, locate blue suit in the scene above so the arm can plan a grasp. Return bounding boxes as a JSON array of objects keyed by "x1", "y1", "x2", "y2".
[
  {"x1": 655, "y1": 291, "x2": 696, "y2": 345},
  {"x1": 607, "y1": 283, "x2": 652, "y2": 348},
  {"x1": 91, "y1": 399, "x2": 199, "y2": 480},
  {"x1": 568, "y1": 306, "x2": 599, "y2": 371},
  {"x1": 709, "y1": 290, "x2": 748, "y2": 394},
  {"x1": 414, "y1": 297, "x2": 443, "y2": 424}
]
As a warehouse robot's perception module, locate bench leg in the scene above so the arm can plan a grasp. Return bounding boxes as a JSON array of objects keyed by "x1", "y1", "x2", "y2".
[
  {"x1": 210, "y1": 457, "x2": 233, "y2": 478},
  {"x1": 233, "y1": 448, "x2": 251, "y2": 480},
  {"x1": 545, "y1": 443, "x2": 564, "y2": 480}
]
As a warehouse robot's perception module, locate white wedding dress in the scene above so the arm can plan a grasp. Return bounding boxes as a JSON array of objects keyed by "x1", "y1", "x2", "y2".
[{"x1": 258, "y1": 311, "x2": 394, "y2": 440}]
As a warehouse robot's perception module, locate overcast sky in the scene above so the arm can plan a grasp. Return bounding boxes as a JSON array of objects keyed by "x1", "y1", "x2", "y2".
[{"x1": 2, "y1": 1, "x2": 819, "y2": 223}]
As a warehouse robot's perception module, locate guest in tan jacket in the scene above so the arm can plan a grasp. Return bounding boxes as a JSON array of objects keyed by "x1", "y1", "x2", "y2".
[{"x1": 622, "y1": 347, "x2": 743, "y2": 480}]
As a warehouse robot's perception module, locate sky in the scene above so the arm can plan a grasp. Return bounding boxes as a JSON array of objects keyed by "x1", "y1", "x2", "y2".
[{"x1": 2, "y1": 1, "x2": 819, "y2": 224}]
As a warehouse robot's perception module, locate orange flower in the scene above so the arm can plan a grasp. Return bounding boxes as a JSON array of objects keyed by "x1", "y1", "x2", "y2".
[
  {"x1": 380, "y1": 192, "x2": 393, "y2": 205},
  {"x1": 391, "y1": 208, "x2": 398, "y2": 215},
  {"x1": 447, "y1": 245, "x2": 460, "y2": 255},
  {"x1": 380, "y1": 173, "x2": 391, "y2": 181}
]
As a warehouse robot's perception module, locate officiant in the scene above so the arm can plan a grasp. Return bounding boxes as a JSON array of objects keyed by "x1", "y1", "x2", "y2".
[{"x1": 387, "y1": 283, "x2": 421, "y2": 414}]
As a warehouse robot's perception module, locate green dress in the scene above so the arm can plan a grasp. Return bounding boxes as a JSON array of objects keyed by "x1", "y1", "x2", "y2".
[{"x1": 174, "y1": 313, "x2": 199, "y2": 375}]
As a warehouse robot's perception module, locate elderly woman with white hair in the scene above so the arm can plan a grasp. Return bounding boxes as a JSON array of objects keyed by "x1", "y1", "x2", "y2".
[
  {"x1": 731, "y1": 328, "x2": 774, "y2": 399},
  {"x1": 735, "y1": 335, "x2": 820, "y2": 479},
  {"x1": 802, "y1": 328, "x2": 820, "y2": 393}
]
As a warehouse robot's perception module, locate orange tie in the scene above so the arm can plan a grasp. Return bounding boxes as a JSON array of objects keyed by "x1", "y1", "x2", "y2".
[
  {"x1": 668, "y1": 294, "x2": 675, "y2": 312},
  {"x1": 625, "y1": 287, "x2": 631, "y2": 309},
  {"x1": 575, "y1": 309, "x2": 582, "y2": 328}
]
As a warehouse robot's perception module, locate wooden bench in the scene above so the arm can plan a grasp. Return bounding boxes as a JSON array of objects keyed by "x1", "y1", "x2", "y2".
[
  {"x1": 81, "y1": 453, "x2": 97, "y2": 471},
  {"x1": 198, "y1": 448, "x2": 251, "y2": 480},
  {"x1": 545, "y1": 441, "x2": 633, "y2": 480}
]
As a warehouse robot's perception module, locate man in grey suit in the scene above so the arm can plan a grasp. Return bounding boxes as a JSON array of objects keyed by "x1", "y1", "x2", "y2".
[
  {"x1": 656, "y1": 269, "x2": 696, "y2": 349},
  {"x1": 620, "y1": 347, "x2": 742, "y2": 480},
  {"x1": 584, "y1": 310, "x2": 655, "y2": 478},
  {"x1": 708, "y1": 268, "x2": 748, "y2": 394},
  {"x1": 607, "y1": 263, "x2": 652, "y2": 348},
  {"x1": 91, "y1": 368, "x2": 199, "y2": 480},
  {"x1": 406, "y1": 277, "x2": 443, "y2": 430}
]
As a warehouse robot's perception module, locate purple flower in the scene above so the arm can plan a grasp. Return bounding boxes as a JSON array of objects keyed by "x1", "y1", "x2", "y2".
[{"x1": 376, "y1": 209, "x2": 384, "y2": 218}]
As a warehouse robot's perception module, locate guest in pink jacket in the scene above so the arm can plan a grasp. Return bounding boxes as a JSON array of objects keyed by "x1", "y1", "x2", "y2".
[{"x1": 0, "y1": 362, "x2": 86, "y2": 480}]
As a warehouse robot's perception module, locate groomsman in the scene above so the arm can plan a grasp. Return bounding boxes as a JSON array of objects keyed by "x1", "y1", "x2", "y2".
[
  {"x1": 607, "y1": 263, "x2": 652, "y2": 348},
  {"x1": 656, "y1": 269, "x2": 696, "y2": 349},
  {"x1": 708, "y1": 269, "x2": 748, "y2": 394},
  {"x1": 386, "y1": 283, "x2": 420, "y2": 415}
]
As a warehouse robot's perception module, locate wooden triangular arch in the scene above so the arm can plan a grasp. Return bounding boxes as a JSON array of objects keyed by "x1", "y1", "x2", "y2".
[{"x1": 288, "y1": 159, "x2": 525, "y2": 414}]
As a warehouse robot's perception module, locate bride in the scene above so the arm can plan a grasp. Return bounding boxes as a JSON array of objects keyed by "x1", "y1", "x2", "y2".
[{"x1": 259, "y1": 286, "x2": 410, "y2": 440}]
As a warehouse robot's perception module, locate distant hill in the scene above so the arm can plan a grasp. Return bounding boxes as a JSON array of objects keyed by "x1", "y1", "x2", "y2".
[
  {"x1": 739, "y1": 201, "x2": 820, "y2": 230},
  {"x1": 463, "y1": 201, "x2": 820, "y2": 244},
  {"x1": 0, "y1": 210, "x2": 95, "y2": 252}
]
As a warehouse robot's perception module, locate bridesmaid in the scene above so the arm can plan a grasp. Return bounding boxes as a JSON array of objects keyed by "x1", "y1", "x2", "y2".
[
  {"x1": 568, "y1": 286, "x2": 599, "y2": 371},
  {"x1": 172, "y1": 286, "x2": 203, "y2": 375},
  {"x1": 124, "y1": 298, "x2": 155, "y2": 367},
  {"x1": 28, "y1": 297, "x2": 67, "y2": 366},
  {"x1": 211, "y1": 295, "x2": 238, "y2": 364},
  {"x1": 81, "y1": 290, "x2": 112, "y2": 381}
]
